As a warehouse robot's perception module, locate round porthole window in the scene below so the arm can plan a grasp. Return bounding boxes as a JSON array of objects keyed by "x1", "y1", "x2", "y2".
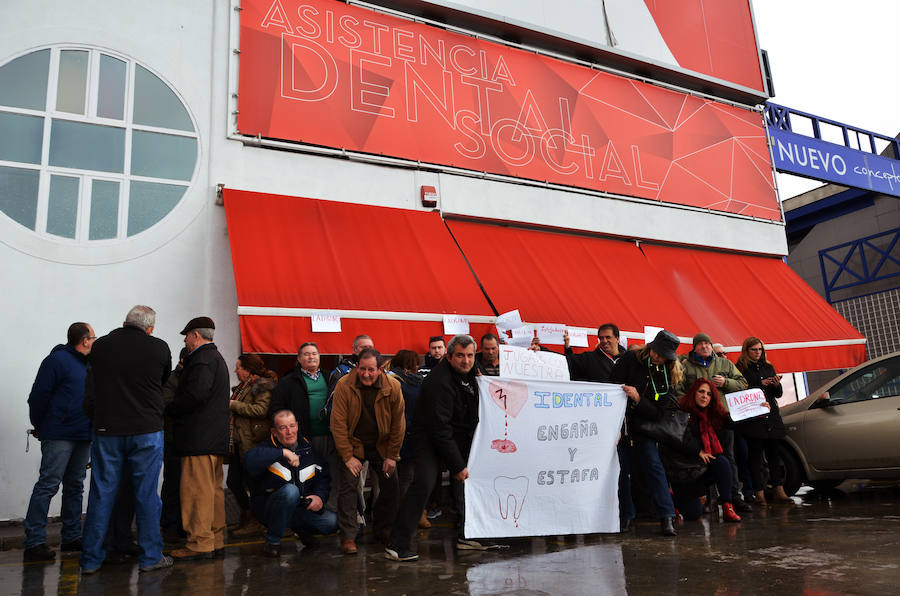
[{"x1": 0, "y1": 46, "x2": 198, "y2": 246}]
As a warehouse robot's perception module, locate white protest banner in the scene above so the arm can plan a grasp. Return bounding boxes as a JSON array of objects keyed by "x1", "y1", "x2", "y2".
[
  {"x1": 643, "y1": 325, "x2": 664, "y2": 343},
  {"x1": 443, "y1": 314, "x2": 470, "y2": 335},
  {"x1": 465, "y1": 376, "x2": 628, "y2": 537},
  {"x1": 311, "y1": 311, "x2": 341, "y2": 332},
  {"x1": 499, "y1": 345, "x2": 569, "y2": 381},
  {"x1": 507, "y1": 325, "x2": 534, "y2": 347},
  {"x1": 536, "y1": 323, "x2": 566, "y2": 345},
  {"x1": 725, "y1": 388, "x2": 770, "y2": 421},
  {"x1": 566, "y1": 327, "x2": 589, "y2": 348},
  {"x1": 495, "y1": 309, "x2": 523, "y2": 332}
]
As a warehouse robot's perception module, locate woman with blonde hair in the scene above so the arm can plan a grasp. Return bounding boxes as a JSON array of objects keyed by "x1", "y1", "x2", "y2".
[{"x1": 610, "y1": 330, "x2": 684, "y2": 536}]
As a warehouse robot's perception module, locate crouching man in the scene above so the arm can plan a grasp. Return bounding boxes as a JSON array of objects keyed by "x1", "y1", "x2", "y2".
[{"x1": 244, "y1": 409, "x2": 337, "y2": 556}]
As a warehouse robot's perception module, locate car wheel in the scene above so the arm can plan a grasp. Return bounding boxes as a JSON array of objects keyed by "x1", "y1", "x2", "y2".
[
  {"x1": 809, "y1": 479, "x2": 842, "y2": 492},
  {"x1": 778, "y1": 444, "x2": 803, "y2": 496}
]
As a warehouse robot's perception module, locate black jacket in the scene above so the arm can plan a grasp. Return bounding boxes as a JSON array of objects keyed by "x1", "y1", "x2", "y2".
[
  {"x1": 410, "y1": 358, "x2": 479, "y2": 475},
  {"x1": 736, "y1": 360, "x2": 785, "y2": 439},
  {"x1": 269, "y1": 365, "x2": 327, "y2": 439},
  {"x1": 564, "y1": 346, "x2": 621, "y2": 382},
  {"x1": 609, "y1": 350, "x2": 674, "y2": 436},
  {"x1": 84, "y1": 325, "x2": 171, "y2": 435},
  {"x1": 244, "y1": 433, "x2": 330, "y2": 507},
  {"x1": 166, "y1": 342, "x2": 230, "y2": 455}
]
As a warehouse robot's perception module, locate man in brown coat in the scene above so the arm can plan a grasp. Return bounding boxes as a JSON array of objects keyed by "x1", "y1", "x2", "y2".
[{"x1": 330, "y1": 348, "x2": 405, "y2": 555}]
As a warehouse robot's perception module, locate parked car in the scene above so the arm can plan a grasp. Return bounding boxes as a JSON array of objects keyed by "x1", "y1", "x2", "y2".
[{"x1": 777, "y1": 351, "x2": 900, "y2": 495}]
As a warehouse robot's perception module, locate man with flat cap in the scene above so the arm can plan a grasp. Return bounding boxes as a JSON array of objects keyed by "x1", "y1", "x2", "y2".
[{"x1": 165, "y1": 316, "x2": 230, "y2": 560}]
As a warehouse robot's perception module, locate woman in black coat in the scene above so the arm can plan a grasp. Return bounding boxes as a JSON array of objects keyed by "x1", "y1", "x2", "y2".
[
  {"x1": 735, "y1": 337, "x2": 791, "y2": 504},
  {"x1": 610, "y1": 330, "x2": 683, "y2": 536},
  {"x1": 664, "y1": 379, "x2": 741, "y2": 522}
]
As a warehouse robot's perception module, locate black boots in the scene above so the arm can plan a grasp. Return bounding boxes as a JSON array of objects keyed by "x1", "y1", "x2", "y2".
[{"x1": 660, "y1": 516, "x2": 677, "y2": 536}]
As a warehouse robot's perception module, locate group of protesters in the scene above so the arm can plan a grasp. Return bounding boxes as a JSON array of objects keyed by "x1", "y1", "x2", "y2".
[{"x1": 23, "y1": 304, "x2": 789, "y2": 572}]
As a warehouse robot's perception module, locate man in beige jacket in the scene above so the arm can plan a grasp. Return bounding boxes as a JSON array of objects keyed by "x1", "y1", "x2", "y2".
[{"x1": 330, "y1": 348, "x2": 405, "y2": 555}]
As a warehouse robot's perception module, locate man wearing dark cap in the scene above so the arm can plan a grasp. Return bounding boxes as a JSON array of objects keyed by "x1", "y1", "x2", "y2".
[{"x1": 165, "y1": 317, "x2": 230, "y2": 560}]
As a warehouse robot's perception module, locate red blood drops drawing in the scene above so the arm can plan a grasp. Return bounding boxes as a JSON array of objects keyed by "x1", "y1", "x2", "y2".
[{"x1": 488, "y1": 380, "x2": 528, "y2": 454}]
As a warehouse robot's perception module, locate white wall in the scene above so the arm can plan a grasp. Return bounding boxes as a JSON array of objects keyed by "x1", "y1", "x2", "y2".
[{"x1": 0, "y1": 0, "x2": 785, "y2": 520}]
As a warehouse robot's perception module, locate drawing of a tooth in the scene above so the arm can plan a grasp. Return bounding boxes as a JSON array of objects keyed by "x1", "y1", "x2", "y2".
[{"x1": 494, "y1": 475, "x2": 528, "y2": 525}]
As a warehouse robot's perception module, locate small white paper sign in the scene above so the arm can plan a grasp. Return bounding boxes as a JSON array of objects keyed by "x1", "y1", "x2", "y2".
[
  {"x1": 443, "y1": 314, "x2": 470, "y2": 335},
  {"x1": 619, "y1": 332, "x2": 628, "y2": 349},
  {"x1": 508, "y1": 325, "x2": 534, "y2": 347},
  {"x1": 566, "y1": 327, "x2": 589, "y2": 348},
  {"x1": 643, "y1": 325, "x2": 664, "y2": 344},
  {"x1": 535, "y1": 323, "x2": 566, "y2": 345},
  {"x1": 724, "y1": 388, "x2": 769, "y2": 421},
  {"x1": 495, "y1": 309, "x2": 523, "y2": 331},
  {"x1": 498, "y1": 344, "x2": 570, "y2": 381},
  {"x1": 311, "y1": 311, "x2": 341, "y2": 332}
]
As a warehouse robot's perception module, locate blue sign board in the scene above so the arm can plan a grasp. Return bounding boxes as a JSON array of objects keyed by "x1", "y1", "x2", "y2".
[{"x1": 768, "y1": 127, "x2": 900, "y2": 198}]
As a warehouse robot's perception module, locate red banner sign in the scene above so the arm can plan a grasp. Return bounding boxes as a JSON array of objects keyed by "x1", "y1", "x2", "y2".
[{"x1": 239, "y1": 0, "x2": 780, "y2": 221}]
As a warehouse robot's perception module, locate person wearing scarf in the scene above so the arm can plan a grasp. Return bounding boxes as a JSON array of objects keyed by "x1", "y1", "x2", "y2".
[{"x1": 665, "y1": 379, "x2": 742, "y2": 523}]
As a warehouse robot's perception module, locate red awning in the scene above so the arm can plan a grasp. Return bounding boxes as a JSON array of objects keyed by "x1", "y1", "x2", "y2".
[
  {"x1": 445, "y1": 219, "x2": 865, "y2": 372},
  {"x1": 223, "y1": 189, "x2": 496, "y2": 354}
]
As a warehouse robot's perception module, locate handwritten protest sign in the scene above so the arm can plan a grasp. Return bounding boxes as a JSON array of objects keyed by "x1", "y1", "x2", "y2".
[
  {"x1": 724, "y1": 388, "x2": 769, "y2": 421},
  {"x1": 499, "y1": 345, "x2": 569, "y2": 381},
  {"x1": 311, "y1": 311, "x2": 341, "y2": 332},
  {"x1": 508, "y1": 326, "x2": 535, "y2": 348},
  {"x1": 466, "y1": 376, "x2": 627, "y2": 537},
  {"x1": 536, "y1": 323, "x2": 566, "y2": 345},
  {"x1": 566, "y1": 327, "x2": 589, "y2": 348},
  {"x1": 443, "y1": 314, "x2": 470, "y2": 335},
  {"x1": 495, "y1": 309, "x2": 523, "y2": 332},
  {"x1": 643, "y1": 325, "x2": 664, "y2": 343}
]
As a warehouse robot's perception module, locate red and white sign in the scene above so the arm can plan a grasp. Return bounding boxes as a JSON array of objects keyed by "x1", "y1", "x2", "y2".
[
  {"x1": 725, "y1": 388, "x2": 769, "y2": 422},
  {"x1": 239, "y1": 0, "x2": 779, "y2": 220}
]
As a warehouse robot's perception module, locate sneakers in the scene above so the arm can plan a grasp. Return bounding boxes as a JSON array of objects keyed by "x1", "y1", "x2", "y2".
[
  {"x1": 23, "y1": 543, "x2": 56, "y2": 562},
  {"x1": 340, "y1": 539, "x2": 357, "y2": 555},
  {"x1": 60, "y1": 539, "x2": 83, "y2": 553},
  {"x1": 456, "y1": 538, "x2": 505, "y2": 551},
  {"x1": 384, "y1": 546, "x2": 419, "y2": 562},
  {"x1": 262, "y1": 542, "x2": 281, "y2": 558},
  {"x1": 139, "y1": 555, "x2": 174, "y2": 572},
  {"x1": 722, "y1": 502, "x2": 742, "y2": 523}
]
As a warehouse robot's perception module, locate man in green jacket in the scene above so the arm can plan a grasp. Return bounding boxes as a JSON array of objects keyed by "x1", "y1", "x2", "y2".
[{"x1": 676, "y1": 333, "x2": 747, "y2": 400}]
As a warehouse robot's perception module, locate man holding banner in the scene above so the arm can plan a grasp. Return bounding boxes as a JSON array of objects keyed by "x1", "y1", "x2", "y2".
[{"x1": 386, "y1": 334, "x2": 500, "y2": 561}]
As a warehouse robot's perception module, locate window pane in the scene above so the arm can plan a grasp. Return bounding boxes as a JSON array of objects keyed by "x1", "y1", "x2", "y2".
[
  {"x1": 0, "y1": 112, "x2": 44, "y2": 164},
  {"x1": 46, "y1": 175, "x2": 79, "y2": 238},
  {"x1": 0, "y1": 49, "x2": 50, "y2": 110},
  {"x1": 89, "y1": 180, "x2": 119, "y2": 240},
  {"x1": 0, "y1": 166, "x2": 40, "y2": 229},
  {"x1": 127, "y1": 181, "x2": 185, "y2": 236},
  {"x1": 131, "y1": 131, "x2": 196, "y2": 181},
  {"x1": 97, "y1": 55, "x2": 126, "y2": 120},
  {"x1": 56, "y1": 50, "x2": 89, "y2": 115},
  {"x1": 49, "y1": 120, "x2": 124, "y2": 173},
  {"x1": 132, "y1": 65, "x2": 193, "y2": 131}
]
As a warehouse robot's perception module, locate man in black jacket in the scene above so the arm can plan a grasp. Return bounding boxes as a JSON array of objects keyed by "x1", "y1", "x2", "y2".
[
  {"x1": 244, "y1": 409, "x2": 337, "y2": 556},
  {"x1": 80, "y1": 306, "x2": 172, "y2": 574},
  {"x1": 386, "y1": 334, "x2": 502, "y2": 561},
  {"x1": 165, "y1": 316, "x2": 230, "y2": 561},
  {"x1": 563, "y1": 323, "x2": 623, "y2": 382}
]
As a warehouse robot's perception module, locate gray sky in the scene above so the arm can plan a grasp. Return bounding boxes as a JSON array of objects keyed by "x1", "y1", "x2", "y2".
[{"x1": 753, "y1": 0, "x2": 900, "y2": 200}]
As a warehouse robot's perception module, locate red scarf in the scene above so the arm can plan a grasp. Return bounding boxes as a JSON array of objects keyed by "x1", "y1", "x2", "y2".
[{"x1": 696, "y1": 410, "x2": 723, "y2": 456}]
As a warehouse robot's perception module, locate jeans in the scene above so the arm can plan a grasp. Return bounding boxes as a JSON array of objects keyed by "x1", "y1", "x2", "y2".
[
  {"x1": 633, "y1": 437, "x2": 675, "y2": 519},
  {"x1": 389, "y1": 443, "x2": 447, "y2": 551},
  {"x1": 672, "y1": 455, "x2": 733, "y2": 521},
  {"x1": 80, "y1": 432, "x2": 164, "y2": 570},
  {"x1": 252, "y1": 484, "x2": 337, "y2": 545},
  {"x1": 103, "y1": 463, "x2": 135, "y2": 552},
  {"x1": 24, "y1": 440, "x2": 91, "y2": 548},
  {"x1": 617, "y1": 442, "x2": 636, "y2": 522}
]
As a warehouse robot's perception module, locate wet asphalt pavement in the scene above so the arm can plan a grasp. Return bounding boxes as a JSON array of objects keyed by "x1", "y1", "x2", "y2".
[{"x1": 5, "y1": 482, "x2": 900, "y2": 596}]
